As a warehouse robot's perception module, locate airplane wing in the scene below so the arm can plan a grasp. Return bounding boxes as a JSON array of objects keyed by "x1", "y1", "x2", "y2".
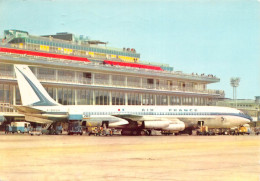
[
  {"x1": 0, "y1": 112, "x2": 53, "y2": 124},
  {"x1": 6, "y1": 106, "x2": 56, "y2": 124},
  {"x1": 24, "y1": 115, "x2": 53, "y2": 124},
  {"x1": 0, "y1": 112, "x2": 25, "y2": 125},
  {"x1": 112, "y1": 114, "x2": 143, "y2": 121}
]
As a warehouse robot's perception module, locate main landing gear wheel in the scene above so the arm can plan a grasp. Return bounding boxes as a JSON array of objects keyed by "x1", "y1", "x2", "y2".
[
  {"x1": 139, "y1": 130, "x2": 146, "y2": 136},
  {"x1": 132, "y1": 130, "x2": 138, "y2": 136}
]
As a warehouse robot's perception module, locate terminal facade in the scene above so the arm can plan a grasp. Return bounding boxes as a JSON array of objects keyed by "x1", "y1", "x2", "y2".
[{"x1": 0, "y1": 30, "x2": 225, "y2": 113}]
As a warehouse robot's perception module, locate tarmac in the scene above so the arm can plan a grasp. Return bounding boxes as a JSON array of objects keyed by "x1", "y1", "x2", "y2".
[{"x1": 0, "y1": 134, "x2": 259, "y2": 181}]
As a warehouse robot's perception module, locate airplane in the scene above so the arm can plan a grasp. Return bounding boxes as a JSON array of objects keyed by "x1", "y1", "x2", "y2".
[{"x1": 13, "y1": 64, "x2": 252, "y2": 135}]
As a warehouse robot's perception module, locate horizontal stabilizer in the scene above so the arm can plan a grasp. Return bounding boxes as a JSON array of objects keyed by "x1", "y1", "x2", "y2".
[{"x1": 14, "y1": 105, "x2": 45, "y2": 114}]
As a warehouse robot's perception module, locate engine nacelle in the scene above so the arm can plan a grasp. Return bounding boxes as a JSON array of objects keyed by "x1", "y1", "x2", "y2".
[
  {"x1": 162, "y1": 120, "x2": 185, "y2": 131},
  {"x1": 144, "y1": 120, "x2": 170, "y2": 129}
]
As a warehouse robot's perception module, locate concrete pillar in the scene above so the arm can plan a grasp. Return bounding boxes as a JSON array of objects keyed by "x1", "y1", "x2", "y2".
[
  {"x1": 92, "y1": 73, "x2": 95, "y2": 85},
  {"x1": 125, "y1": 93, "x2": 128, "y2": 105},
  {"x1": 55, "y1": 69, "x2": 58, "y2": 81}
]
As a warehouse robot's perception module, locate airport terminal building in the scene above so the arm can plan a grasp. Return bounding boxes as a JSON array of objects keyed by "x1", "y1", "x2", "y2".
[{"x1": 0, "y1": 30, "x2": 225, "y2": 114}]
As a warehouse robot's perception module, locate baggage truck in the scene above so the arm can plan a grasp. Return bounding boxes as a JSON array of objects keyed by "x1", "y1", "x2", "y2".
[{"x1": 10, "y1": 122, "x2": 31, "y2": 133}]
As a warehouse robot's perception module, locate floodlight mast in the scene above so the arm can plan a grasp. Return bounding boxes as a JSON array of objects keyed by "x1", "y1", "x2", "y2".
[{"x1": 230, "y1": 77, "x2": 240, "y2": 108}]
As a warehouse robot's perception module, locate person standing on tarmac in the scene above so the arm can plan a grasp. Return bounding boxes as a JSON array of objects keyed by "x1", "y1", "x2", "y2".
[{"x1": 99, "y1": 126, "x2": 103, "y2": 136}]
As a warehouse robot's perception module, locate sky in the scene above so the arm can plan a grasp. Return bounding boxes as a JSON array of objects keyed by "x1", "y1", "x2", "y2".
[{"x1": 0, "y1": 0, "x2": 259, "y2": 99}]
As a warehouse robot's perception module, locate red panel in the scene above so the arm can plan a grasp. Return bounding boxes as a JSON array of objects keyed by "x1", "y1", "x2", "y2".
[
  {"x1": 0, "y1": 47, "x2": 90, "y2": 62},
  {"x1": 104, "y1": 60, "x2": 163, "y2": 71}
]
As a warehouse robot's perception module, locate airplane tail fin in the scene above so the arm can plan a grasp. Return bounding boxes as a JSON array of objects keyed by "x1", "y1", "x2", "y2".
[{"x1": 14, "y1": 65, "x2": 60, "y2": 106}]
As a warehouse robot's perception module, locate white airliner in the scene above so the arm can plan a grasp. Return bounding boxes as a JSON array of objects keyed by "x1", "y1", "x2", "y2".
[{"x1": 14, "y1": 64, "x2": 252, "y2": 135}]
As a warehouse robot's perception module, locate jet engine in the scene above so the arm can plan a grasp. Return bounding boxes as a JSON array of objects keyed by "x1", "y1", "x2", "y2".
[
  {"x1": 144, "y1": 120, "x2": 170, "y2": 129},
  {"x1": 143, "y1": 119, "x2": 185, "y2": 131},
  {"x1": 162, "y1": 120, "x2": 185, "y2": 131}
]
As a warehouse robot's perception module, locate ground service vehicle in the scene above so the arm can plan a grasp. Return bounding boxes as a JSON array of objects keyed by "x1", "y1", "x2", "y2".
[
  {"x1": 30, "y1": 126, "x2": 42, "y2": 136},
  {"x1": 88, "y1": 127, "x2": 100, "y2": 136},
  {"x1": 254, "y1": 127, "x2": 260, "y2": 135},
  {"x1": 5, "y1": 122, "x2": 31, "y2": 134},
  {"x1": 196, "y1": 126, "x2": 215, "y2": 136},
  {"x1": 238, "y1": 125, "x2": 250, "y2": 135},
  {"x1": 68, "y1": 122, "x2": 83, "y2": 135}
]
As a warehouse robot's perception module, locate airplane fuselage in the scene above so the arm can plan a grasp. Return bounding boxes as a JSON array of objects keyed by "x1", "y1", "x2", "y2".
[{"x1": 33, "y1": 105, "x2": 251, "y2": 129}]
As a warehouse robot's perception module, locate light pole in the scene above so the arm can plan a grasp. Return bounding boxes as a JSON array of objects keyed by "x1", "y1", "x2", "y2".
[{"x1": 230, "y1": 77, "x2": 240, "y2": 108}]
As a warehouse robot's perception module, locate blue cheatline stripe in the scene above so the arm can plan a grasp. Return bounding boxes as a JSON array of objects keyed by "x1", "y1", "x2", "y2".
[
  {"x1": 83, "y1": 111, "x2": 252, "y2": 121},
  {"x1": 16, "y1": 67, "x2": 59, "y2": 106}
]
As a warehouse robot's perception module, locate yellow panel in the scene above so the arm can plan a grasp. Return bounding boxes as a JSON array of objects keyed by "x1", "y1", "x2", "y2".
[
  {"x1": 94, "y1": 52, "x2": 106, "y2": 57},
  {"x1": 108, "y1": 54, "x2": 139, "y2": 63},
  {"x1": 88, "y1": 52, "x2": 94, "y2": 57}
]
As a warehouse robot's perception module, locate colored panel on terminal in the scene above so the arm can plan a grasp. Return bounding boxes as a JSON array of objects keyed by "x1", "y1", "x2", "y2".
[
  {"x1": 103, "y1": 60, "x2": 163, "y2": 71},
  {"x1": 0, "y1": 47, "x2": 90, "y2": 62}
]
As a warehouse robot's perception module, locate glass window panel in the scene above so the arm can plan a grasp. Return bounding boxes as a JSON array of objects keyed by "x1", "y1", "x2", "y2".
[
  {"x1": 38, "y1": 67, "x2": 55, "y2": 81},
  {"x1": 112, "y1": 75, "x2": 125, "y2": 86},
  {"x1": 95, "y1": 73, "x2": 109, "y2": 85},
  {"x1": 0, "y1": 84, "x2": 3, "y2": 103},
  {"x1": 63, "y1": 89, "x2": 68, "y2": 105},
  {"x1": 58, "y1": 88, "x2": 63, "y2": 104},
  {"x1": 15, "y1": 85, "x2": 21, "y2": 105},
  {"x1": 58, "y1": 70, "x2": 75, "y2": 83},
  {"x1": 4, "y1": 84, "x2": 10, "y2": 103},
  {"x1": 67, "y1": 89, "x2": 72, "y2": 105}
]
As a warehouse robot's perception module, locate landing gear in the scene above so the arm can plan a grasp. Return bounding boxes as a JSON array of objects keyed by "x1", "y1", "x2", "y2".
[
  {"x1": 139, "y1": 130, "x2": 146, "y2": 136},
  {"x1": 147, "y1": 130, "x2": 152, "y2": 136},
  {"x1": 121, "y1": 129, "x2": 150, "y2": 136},
  {"x1": 132, "y1": 130, "x2": 138, "y2": 136}
]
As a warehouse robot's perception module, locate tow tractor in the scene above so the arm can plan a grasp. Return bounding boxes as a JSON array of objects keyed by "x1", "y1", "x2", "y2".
[{"x1": 196, "y1": 121, "x2": 215, "y2": 136}]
